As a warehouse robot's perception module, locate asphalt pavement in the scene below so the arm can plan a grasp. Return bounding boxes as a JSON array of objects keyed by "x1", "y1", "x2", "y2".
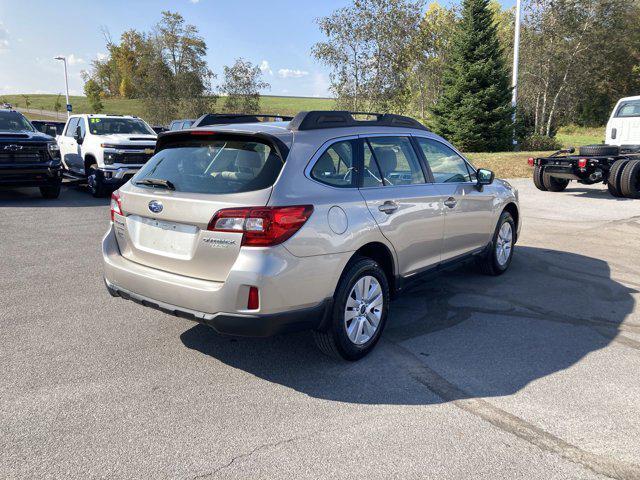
[{"x1": 1, "y1": 179, "x2": 639, "y2": 479}]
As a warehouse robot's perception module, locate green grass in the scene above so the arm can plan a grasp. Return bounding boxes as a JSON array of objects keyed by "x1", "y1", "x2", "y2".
[
  {"x1": 556, "y1": 125, "x2": 604, "y2": 148},
  {"x1": 1, "y1": 94, "x2": 335, "y2": 119}
]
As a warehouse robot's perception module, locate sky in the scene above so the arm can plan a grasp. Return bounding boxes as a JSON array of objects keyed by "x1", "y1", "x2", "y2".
[{"x1": 0, "y1": 0, "x2": 516, "y2": 98}]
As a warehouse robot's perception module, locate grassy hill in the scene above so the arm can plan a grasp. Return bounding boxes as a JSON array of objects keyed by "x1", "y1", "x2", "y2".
[{"x1": 1, "y1": 94, "x2": 335, "y2": 120}]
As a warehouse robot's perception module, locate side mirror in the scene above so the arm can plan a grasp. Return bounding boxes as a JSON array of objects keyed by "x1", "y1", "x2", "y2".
[
  {"x1": 74, "y1": 126, "x2": 84, "y2": 144},
  {"x1": 476, "y1": 168, "x2": 494, "y2": 189}
]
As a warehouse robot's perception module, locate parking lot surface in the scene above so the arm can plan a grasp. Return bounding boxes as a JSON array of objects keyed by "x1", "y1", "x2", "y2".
[{"x1": 1, "y1": 179, "x2": 640, "y2": 479}]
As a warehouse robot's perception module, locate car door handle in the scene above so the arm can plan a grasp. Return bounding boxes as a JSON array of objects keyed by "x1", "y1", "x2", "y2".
[
  {"x1": 444, "y1": 197, "x2": 457, "y2": 208},
  {"x1": 378, "y1": 201, "x2": 399, "y2": 214}
]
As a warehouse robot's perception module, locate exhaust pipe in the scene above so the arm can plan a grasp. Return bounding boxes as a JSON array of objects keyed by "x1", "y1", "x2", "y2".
[{"x1": 589, "y1": 170, "x2": 603, "y2": 182}]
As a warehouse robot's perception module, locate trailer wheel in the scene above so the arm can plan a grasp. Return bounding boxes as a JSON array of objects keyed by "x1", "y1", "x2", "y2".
[
  {"x1": 620, "y1": 159, "x2": 640, "y2": 199},
  {"x1": 533, "y1": 166, "x2": 547, "y2": 191},
  {"x1": 579, "y1": 144, "x2": 620, "y2": 157},
  {"x1": 606, "y1": 159, "x2": 629, "y2": 198},
  {"x1": 542, "y1": 172, "x2": 569, "y2": 192}
]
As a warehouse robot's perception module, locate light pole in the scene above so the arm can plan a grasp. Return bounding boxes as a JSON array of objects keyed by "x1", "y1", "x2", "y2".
[
  {"x1": 54, "y1": 56, "x2": 70, "y2": 118},
  {"x1": 511, "y1": 0, "x2": 522, "y2": 149}
]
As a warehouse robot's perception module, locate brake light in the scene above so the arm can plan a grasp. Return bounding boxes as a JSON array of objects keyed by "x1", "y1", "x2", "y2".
[
  {"x1": 208, "y1": 205, "x2": 314, "y2": 246},
  {"x1": 190, "y1": 131, "x2": 216, "y2": 136},
  {"x1": 578, "y1": 158, "x2": 588, "y2": 168},
  {"x1": 247, "y1": 286, "x2": 259, "y2": 310},
  {"x1": 110, "y1": 191, "x2": 123, "y2": 221},
  {"x1": 527, "y1": 157, "x2": 535, "y2": 166}
]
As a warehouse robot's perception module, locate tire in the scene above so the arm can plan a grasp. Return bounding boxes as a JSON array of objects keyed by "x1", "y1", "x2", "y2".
[
  {"x1": 542, "y1": 172, "x2": 569, "y2": 192},
  {"x1": 620, "y1": 159, "x2": 640, "y2": 199},
  {"x1": 579, "y1": 144, "x2": 620, "y2": 157},
  {"x1": 313, "y1": 257, "x2": 390, "y2": 361},
  {"x1": 87, "y1": 167, "x2": 107, "y2": 198},
  {"x1": 477, "y1": 211, "x2": 515, "y2": 276},
  {"x1": 533, "y1": 165, "x2": 547, "y2": 191},
  {"x1": 606, "y1": 159, "x2": 629, "y2": 198},
  {"x1": 39, "y1": 182, "x2": 61, "y2": 199}
]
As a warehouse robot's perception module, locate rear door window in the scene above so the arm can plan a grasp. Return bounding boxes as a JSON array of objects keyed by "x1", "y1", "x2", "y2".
[
  {"x1": 134, "y1": 138, "x2": 284, "y2": 194},
  {"x1": 310, "y1": 140, "x2": 356, "y2": 188},
  {"x1": 366, "y1": 136, "x2": 425, "y2": 185}
]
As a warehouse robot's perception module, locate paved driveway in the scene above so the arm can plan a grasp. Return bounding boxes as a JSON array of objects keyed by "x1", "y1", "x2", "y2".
[{"x1": 1, "y1": 179, "x2": 639, "y2": 479}]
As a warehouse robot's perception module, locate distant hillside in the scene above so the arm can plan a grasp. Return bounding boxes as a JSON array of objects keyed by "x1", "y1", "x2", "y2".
[{"x1": 1, "y1": 94, "x2": 335, "y2": 122}]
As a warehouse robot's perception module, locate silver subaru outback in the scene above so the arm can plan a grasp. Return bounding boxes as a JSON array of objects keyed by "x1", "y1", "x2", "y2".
[{"x1": 103, "y1": 111, "x2": 520, "y2": 360}]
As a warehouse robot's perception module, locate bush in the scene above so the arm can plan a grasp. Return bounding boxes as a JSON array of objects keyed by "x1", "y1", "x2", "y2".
[{"x1": 520, "y1": 134, "x2": 561, "y2": 151}]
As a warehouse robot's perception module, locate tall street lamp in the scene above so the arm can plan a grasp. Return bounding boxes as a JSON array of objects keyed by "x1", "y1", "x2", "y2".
[
  {"x1": 511, "y1": 0, "x2": 522, "y2": 149},
  {"x1": 54, "y1": 56, "x2": 70, "y2": 118}
]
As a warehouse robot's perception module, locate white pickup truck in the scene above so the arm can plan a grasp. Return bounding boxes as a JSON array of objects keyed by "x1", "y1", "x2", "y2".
[
  {"x1": 605, "y1": 95, "x2": 640, "y2": 153},
  {"x1": 57, "y1": 114, "x2": 157, "y2": 197}
]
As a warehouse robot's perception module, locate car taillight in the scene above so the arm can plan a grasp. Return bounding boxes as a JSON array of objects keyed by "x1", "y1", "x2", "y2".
[
  {"x1": 578, "y1": 158, "x2": 588, "y2": 168},
  {"x1": 110, "y1": 191, "x2": 123, "y2": 221},
  {"x1": 527, "y1": 157, "x2": 535, "y2": 166},
  {"x1": 208, "y1": 205, "x2": 313, "y2": 246}
]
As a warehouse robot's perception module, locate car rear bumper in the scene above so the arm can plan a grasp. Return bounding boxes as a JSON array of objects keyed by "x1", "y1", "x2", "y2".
[
  {"x1": 102, "y1": 227, "x2": 346, "y2": 336},
  {"x1": 0, "y1": 161, "x2": 62, "y2": 186}
]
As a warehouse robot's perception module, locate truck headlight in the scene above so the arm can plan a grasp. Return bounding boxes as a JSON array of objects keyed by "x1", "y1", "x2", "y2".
[
  {"x1": 47, "y1": 142, "x2": 60, "y2": 160},
  {"x1": 104, "y1": 152, "x2": 117, "y2": 165}
]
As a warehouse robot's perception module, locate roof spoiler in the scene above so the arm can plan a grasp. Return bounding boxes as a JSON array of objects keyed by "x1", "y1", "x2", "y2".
[
  {"x1": 287, "y1": 111, "x2": 429, "y2": 131},
  {"x1": 192, "y1": 113, "x2": 294, "y2": 128}
]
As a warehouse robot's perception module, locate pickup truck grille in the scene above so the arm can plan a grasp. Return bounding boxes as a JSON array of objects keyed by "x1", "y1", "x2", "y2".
[
  {"x1": 0, "y1": 143, "x2": 47, "y2": 164},
  {"x1": 113, "y1": 152, "x2": 153, "y2": 165}
]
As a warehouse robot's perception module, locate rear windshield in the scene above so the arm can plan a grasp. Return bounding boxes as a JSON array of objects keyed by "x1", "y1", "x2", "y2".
[
  {"x1": 0, "y1": 111, "x2": 34, "y2": 132},
  {"x1": 88, "y1": 117, "x2": 154, "y2": 135},
  {"x1": 133, "y1": 139, "x2": 284, "y2": 194},
  {"x1": 615, "y1": 100, "x2": 640, "y2": 118}
]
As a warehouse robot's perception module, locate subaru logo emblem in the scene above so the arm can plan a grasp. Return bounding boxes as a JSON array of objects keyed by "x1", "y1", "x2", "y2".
[{"x1": 148, "y1": 200, "x2": 163, "y2": 213}]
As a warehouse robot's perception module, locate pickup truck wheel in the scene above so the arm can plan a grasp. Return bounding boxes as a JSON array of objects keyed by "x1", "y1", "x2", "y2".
[
  {"x1": 620, "y1": 159, "x2": 640, "y2": 199},
  {"x1": 542, "y1": 172, "x2": 569, "y2": 192},
  {"x1": 533, "y1": 166, "x2": 547, "y2": 191},
  {"x1": 87, "y1": 167, "x2": 107, "y2": 198},
  {"x1": 478, "y1": 211, "x2": 515, "y2": 276},
  {"x1": 579, "y1": 144, "x2": 620, "y2": 156},
  {"x1": 313, "y1": 257, "x2": 390, "y2": 361},
  {"x1": 39, "y1": 183, "x2": 61, "y2": 199},
  {"x1": 606, "y1": 159, "x2": 629, "y2": 198}
]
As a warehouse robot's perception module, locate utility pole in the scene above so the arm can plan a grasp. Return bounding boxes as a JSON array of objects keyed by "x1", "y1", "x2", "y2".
[
  {"x1": 54, "y1": 56, "x2": 71, "y2": 118},
  {"x1": 511, "y1": 0, "x2": 522, "y2": 149}
]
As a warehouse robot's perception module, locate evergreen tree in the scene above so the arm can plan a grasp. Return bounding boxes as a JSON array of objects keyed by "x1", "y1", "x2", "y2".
[{"x1": 430, "y1": 0, "x2": 513, "y2": 152}]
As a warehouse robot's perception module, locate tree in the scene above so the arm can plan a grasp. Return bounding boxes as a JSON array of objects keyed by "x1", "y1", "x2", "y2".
[
  {"x1": 21, "y1": 95, "x2": 31, "y2": 110},
  {"x1": 53, "y1": 94, "x2": 62, "y2": 119},
  {"x1": 408, "y1": 3, "x2": 458, "y2": 122},
  {"x1": 313, "y1": 0, "x2": 423, "y2": 113},
  {"x1": 219, "y1": 58, "x2": 269, "y2": 114},
  {"x1": 430, "y1": 0, "x2": 513, "y2": 152},
  {"x1": 84, "y1": 78, "x2": 104, "y2": 113}
]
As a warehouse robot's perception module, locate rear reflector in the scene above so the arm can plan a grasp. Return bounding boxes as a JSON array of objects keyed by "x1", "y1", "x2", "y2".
[
  {"x1": 208, "y1": 205, "x2": 314, "y2": 246},
  {"x1": 527, "y1": 157, "x2": 535, "y2": 166},
  {"x1": 247, "y1": 286, "x2": 259, "y2": 310},
  {"x1": 110, "y1": 191, "x2": 123, "y2": 221},
  {"x1": 578, "y1": 158, "x2": 588, "y2": 168}
]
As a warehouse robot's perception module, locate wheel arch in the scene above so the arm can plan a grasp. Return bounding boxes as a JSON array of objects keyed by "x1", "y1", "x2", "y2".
[
  {"x1": 346, "y1": 241, "x2": 397, "y2": 294},
  {"x1": 502, "y1": 202, "x2": 520, "y2": 242},
  {"x1": 84, "y1": 154, "x2": 97, "y2": 176}
]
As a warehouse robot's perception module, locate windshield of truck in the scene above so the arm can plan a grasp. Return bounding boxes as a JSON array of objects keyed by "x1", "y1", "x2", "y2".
[
  {"x1": 0, "y1": 111, "x2": 35, "y2": 132},
  {"x1": 88, "y1": 117, "x2": 155, "y2": 135},
  {"x1": 133, "y1": 138, "x2": 284, "y2": 194},
  {"x1": 615, "y1": 100, "x2": 640, "y2": 118}
]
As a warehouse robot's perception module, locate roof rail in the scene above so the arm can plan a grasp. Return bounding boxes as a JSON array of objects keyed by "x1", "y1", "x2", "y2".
[
  {"x1": 287, "y1": 111, "x2": 428, "y2": 131},
  {"x1": 192, "y1": 113, "x2": 294, "y2": 128}
]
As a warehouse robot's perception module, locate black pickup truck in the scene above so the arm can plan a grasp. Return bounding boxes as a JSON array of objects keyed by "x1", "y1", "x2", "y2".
[
  {"x1": 529, "y1": 144, "x2": 640, "y2": 199},
  {"x1": 0, "y1": 109, "x2": 63, "y2": 199}
]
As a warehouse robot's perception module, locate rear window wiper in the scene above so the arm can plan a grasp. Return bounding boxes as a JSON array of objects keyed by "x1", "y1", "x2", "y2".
[{"x1": 134, "y1": 177, "x2": 176, "y2": 190}]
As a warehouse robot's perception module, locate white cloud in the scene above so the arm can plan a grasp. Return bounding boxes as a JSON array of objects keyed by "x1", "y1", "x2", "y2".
[
  {"x1": 66, "y1": 54, "x2": 84, "y2": 66},
  {"x1": 189, "y1": 0, "x2": 200, "y2": 3},
  {"x1": 278, "y1": 68, "x2": 309, "y2": 79},
  {"x1": 0, "y1": 23, "x2": 10, "y2": 53},
  {"x1": 259, "y1": 60, "x2": 273, "y2": 76}
]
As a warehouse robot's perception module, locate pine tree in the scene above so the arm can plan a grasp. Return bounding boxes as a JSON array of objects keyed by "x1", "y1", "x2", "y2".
[{"x1": 430, "y1": 0, "x2": 513, "y2": 152}]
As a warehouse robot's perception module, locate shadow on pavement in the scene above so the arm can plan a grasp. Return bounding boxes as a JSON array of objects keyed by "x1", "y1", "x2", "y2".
[
  {"x1": 180, "y1": 246, "x2": 636, "y2": 405},
  {"x1": 0, "y1": 184, "x2": 109, "y2": 208}
]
